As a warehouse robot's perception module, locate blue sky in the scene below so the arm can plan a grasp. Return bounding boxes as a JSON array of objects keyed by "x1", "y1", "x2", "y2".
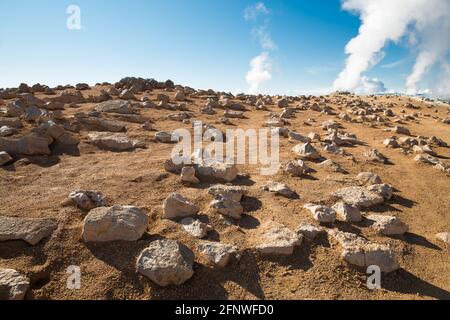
[{"x1": 0, "y1": 0, "x2": 439, "y2": 94}]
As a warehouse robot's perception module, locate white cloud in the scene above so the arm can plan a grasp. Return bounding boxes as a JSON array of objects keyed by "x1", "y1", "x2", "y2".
[
  {"x1": 354, "y1": 76, "x2": 387, "y2": 95},
  {"x1": 253, "y1": 26, "x2": 277, "y2": 50},
  {"x1": 245, "y1": 52, "x2": 273, "y2": 94},
  {"x1": 333, "y1": 0, "x2": 450, "y2": 96},
  {"x1": 244, "y1": 2, "x2": 269, "y2": 21}
]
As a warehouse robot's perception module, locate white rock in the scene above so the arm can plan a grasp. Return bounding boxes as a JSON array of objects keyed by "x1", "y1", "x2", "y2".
[
  {"x1": 296, "y1": 223, "x2": 324, "y2": 240},
  {"x1": 256, "y1": 221, "x2": 302, "y2": 255},
  {"x1": 292, "y1": 142, "x2": 321, "y2": 160},
  {"x1": 68, "y1": 190, "x2": 109, "y2": 210},
  {"x1": 436, "y1": 232, "x2": 450, "y2": 244},
  {"x1": 0, "y1": 268, "x2": 30, "y2": 300},
  {"x1": 198, "y1": 242, "x2": 239, "y2": 268},
  {"x1": 88, "y1": 132, "x2": 137, "y2": 151},
  {"x1": 136, "y1": 239, "x2": 194, "y2": 286},
  {"x1": 262, "y1": 181, "x2": 296, "y2": 198},
  {"x1": 328, "y1": 229, "x2": 399, "y2": 273},
  {"x1": 181, "y1": 218, "x2": 212, "y2": 239},
  {"x1": 356, "y1": 172, "x2": 382, "y2": 185},
  {"x1": 367, "y1": 215, "x2": 409, "y2": 235},
  {"x1": 303, "y1": 204, "x2": 336, "y2": 224},
  {"x1": 283, "y1": 160, "x2": 309, "y2": 177},
  {"x1": 0, "y1": 151, "x2": 12, "y2": 166},
  {"x1": 332, "y1": 202, "x2": 362, "y2": 223},
  {"x1": 331, "y1": 186, "x2": 384, "y2": 209},
  {"x1": 163, "y1": 193, "x2": 199, "y2": 219},
  {"x1": 366, "y1": 184, "x2": 393, "y2": 200},
  {"x1": 196, "y1": 161, "x2": 238, "y2": 182},
  {"x1": 82, "y1": 205, "x2": 148, "y2": 242}
]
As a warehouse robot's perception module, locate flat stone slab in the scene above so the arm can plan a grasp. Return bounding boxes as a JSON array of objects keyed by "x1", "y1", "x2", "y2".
[
  {"x1": 256, "y1": 221, "x2": 303, "y2": 256},
  {"x1": 0, "y1": 216, "x2": 57, "y2": 245},
  {"x1": 331, "y1": 186, "x2": 384, "y2": 209}
]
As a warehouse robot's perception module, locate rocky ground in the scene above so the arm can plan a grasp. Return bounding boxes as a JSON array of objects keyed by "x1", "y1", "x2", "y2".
[{"x1": 0, "y1": 77, "x2": 449, "y2": 300}]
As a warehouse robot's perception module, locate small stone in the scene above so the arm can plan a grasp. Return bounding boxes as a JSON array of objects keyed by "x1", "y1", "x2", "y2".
[
  {"x1": 0, "y1": 268, "x2": 30, "y2": 300},
  {"x1": 367, "y1": 215, "x2": 409, "y2": 235},
  {"x1": 436, "y1": 232, "x2": 450, "y2": 244},
  {"x1": 356, "y1": 172, "x2": 382, "y2": 185},
  {"x1": 366, "y1": 184, "x2": 393, "y2": 200},
  {"x1": 263, "y1": 181, "x2": 296, "y2": 198},
  {"x1": 296, "y1": 223, "x2": 324, "y2": 240},
  {"x1": 303, "y1": 204, "x2": 336, "y2": 224},
  {"x1": 180, "y1": 218, "x2": 212, "y2": 239},
  {"x1": 332, "y1": 202, "x2": 362, "y2": 223},
  {"x1": 68, "y1": 190, "x2": 109, "y2": 210},
  {"x1": 181, "y1": 167, "x2": 200, "y2": 184},
  {"x1": 163, "y1": 193, "x2": 199, "y2": 219},
  {"x1": 0, "y1": 151, "x2": 13, "y2": 166},
  {"x1": 283, "y1": 160, "x2": 309, "y2": 177},
  {"x1": 256, "y1": 221, "x2": 302, "y2": 256},
  {"x1": 292, "y1": 142, "x2": 321, "y2": 160},
  {"x1": 198, "y1": 242, "x2": 239, "y2": 268}
]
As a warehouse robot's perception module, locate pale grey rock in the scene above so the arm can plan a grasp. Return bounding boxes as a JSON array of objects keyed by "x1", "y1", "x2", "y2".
[
  {"x1": 296, "y1": 223, "x2": 324, "y2": 240},
  {"x1": 262, "y1": 181, "x2": 296, "y2": 198},
  {"x1": 356, "y1": 172, "x2": 382, "y2": 186},
  {"x1": 366, "y1": 184, "x2": 393, "y2": 200},
  {"x1": 136, "y1": 239, "x2": 194, "y2": 286},
  {"x1": 0, "y1": 216, "x2": 57, "y2": 245},
  {"x1": 95, "y1": 100, "x2": 135, "y2": 114},
  {"x1": 82, "y1": 205, "x2": 148, "y2": 242},
  {"x1": 367, "y1": 215, "x2": 408, "y2": 235},
  {"x1": 68, "y1": 190, "x2": 109, "y2": 210},
  {"x1": 331, "y1": 186, "x2": 384, "y2": 209},
  {"x1": 436, "y1": 232, "x2": 450, "y2": 244},
  {"x1": 256, "y1": 221, "x2": 302, "y2": 256},
  {"x1": 303, "y1": 204, "x2": 337, "y2": 224},
  {"x1": 198, "y1": 242, "x2": 239, "y2": 268},
  {"x1": 181, "y1": 218, "x2": 212, "y2": 239},
  {"x1": 332, "y1": 202, "x2": 362, "y2": 223},
  {"x1": 163, "y1": 193, "x2": 199, "y2": 219},
  {"x1": 0, "y1": 268, "x2": 30, "y2": 300},
  {"x1": 88, "y1": 132, "x2": 138, "y2": 151},
  {"x1": 292, "y1": 142, "x2": 320, "y2": 160}
]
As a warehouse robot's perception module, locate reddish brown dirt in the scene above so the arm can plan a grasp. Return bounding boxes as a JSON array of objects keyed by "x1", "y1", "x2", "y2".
[{"x1": 1, "y1": 86, "x2": 449, "y2": 300}]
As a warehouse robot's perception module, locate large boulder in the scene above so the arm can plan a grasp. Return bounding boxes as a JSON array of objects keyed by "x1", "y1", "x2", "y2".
[
  {"x1": 0, "y1": 268, "x2": 30, "y2": 300},
  {"x1": 82, "y1": 206, "x2": 148, "y2": 242},
  {"x1": 163, "y1": 193, "x2": 199, "y2": 219},
  {"x1": 0, "y1": 216, "x2": 57, "y2": 245},
  {"x1": 331, "y1": 186, "x2": 384, "y2": 209},
  {"x1": 256, "y1": 221, "x2": 303, "y2": 255},
  {"x1": 136, "y1": 239, "x2": 194, "y2": 286}
]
